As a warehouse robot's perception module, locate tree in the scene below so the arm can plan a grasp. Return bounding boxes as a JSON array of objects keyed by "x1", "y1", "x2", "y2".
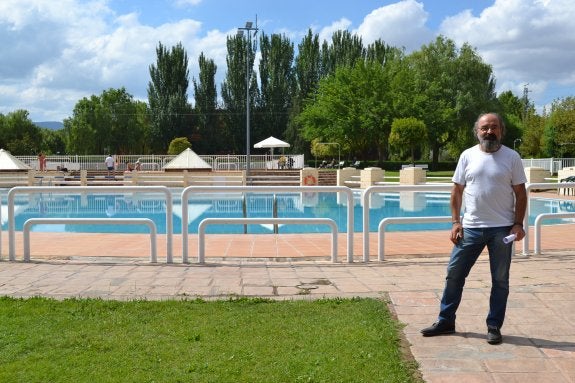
[
  {"x1": 294, "y1": 30, "x2": 323, "y2": 101},
  {"x1": 521, "y1": 112, "x2": 546, "y2": 158},
  {"x1": 133, "y1": 100, "x2": 152, "y2": 154},
  {"x1": 64, "y1": 88, "x2": 147, "y2": 155},
  {"x1": 167, "y1": 137, "x2": 191, "y2": 155},
  {"x1": 298, "y1": 61, "x2": 393, "y2": 161},
  {"x1": 63, "y1": 97, "x2": 99, "y2": 154},
  {"x1": 192, "y1": 53, "x2": 219, "y2": 154},
  {"x1": 148, "y1": 42, "x2": 192, "y2": 153},
  {"x1": 221, "y1": 34, "x2": 258, "y2": 154},
  {"x1": 0, "y1": 110, "x2": 42, "y2": 155},
  {"x1": 320, "y1": 30, "x2": 365, "y2": 76},
  {"x1": 402, "y1": 36, "x2": 497, "y2": 165},
  {"x1": 497, "y1": 90, "x2": 525, "y2": 151},
  {"x1": 40, "y1": 129, "x2": 66, "y2": 155},
  {"x1": 498, "y1": 90, "x2": 525, "y2": 119},
  {"x1": 285, "y1": 29, "x2": 322, "y2": 156},
  {"x1": 365, "y1": 39, "x2": 403, "y2": 66},
  {"x1": 310, "y1": 139, "x2": 339, "y2": 160},
  {"x1": 101, "y1": 87, "x2": 143, "y2": 154},
  {"x1": 389, "y1": 117, "x2": 427, "y2": 164},
  {"x1": 257, "y1": 33, "x2": 295, "y2": 143},
  {"x1": 546, "y1": 97, "x2": 575, "y2": 157}
]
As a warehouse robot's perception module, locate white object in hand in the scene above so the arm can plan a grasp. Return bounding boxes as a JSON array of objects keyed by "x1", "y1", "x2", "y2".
[{"x1": 503, "y1": 234, "x2": 516, "y2": 244}]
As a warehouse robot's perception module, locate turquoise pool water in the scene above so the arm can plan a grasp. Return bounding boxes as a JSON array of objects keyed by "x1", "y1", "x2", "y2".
[{"x1": 2, "y1": 190, "x2": 573, "y2": 234}]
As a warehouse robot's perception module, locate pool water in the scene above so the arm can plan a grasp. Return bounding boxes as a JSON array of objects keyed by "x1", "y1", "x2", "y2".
[{"x1": 2, "y1": 191, "x2": 574, "y2": 234}]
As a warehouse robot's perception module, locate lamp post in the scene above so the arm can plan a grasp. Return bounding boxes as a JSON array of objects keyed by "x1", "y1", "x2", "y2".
[
  {"x1": 237, "y1": 20, "x2": 258, "y2": 180},
  {"x1": 513, "y1": 138, "x2": 522, "y2": 151}
]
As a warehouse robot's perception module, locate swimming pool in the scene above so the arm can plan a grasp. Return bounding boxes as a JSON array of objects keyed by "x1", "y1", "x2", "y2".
[{"x1": 2, "y1": 190, "x2": 574, "y2": 234}]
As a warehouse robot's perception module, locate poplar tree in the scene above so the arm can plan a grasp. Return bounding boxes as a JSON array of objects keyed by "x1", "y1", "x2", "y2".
[
  {"x1": 221, "y1": 34, "x2": 258, "y2": 155},
  {"x1": 285, "y1": 29, "x2": 322, "y2": 155},
  {"x1": 147, "y1": 42, "x2": 191, "y2": 153},
  {"x1": 192, "y1": 53, "x2": 219, "y2": 153},
  {"x1": 257, "y1": 33, "x2": 295, "y2": 143}
]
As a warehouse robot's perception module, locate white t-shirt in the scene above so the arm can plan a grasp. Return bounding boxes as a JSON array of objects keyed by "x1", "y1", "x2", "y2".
[
  {"x1": 105, "y1": 156, "x2": 115, "y2": 168},
  {"x1": 452, "y1": 144, "x2": 527, "y2": 228}
]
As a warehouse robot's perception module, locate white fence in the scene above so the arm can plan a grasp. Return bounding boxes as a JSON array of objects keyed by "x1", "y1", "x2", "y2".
[
  {"x1": 16, "y1": 154, "x2": 306, "y2": 172},
  {"x1": 522, "y1": 158, "x2": 575, "y2": 173}
]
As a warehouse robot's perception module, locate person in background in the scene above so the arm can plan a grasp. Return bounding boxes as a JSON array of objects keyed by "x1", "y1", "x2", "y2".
[
  {"x1": 420, "y1": 113, "x2": 527, "y2": 345},
  {"x1": 105, "y1": 154, "x2": 115, "y2": 177},
  {"x1": 38, "y1": 152, "x2": 47, "y2": 171},
  {"x1": 278, "y1": 155, "x2": 287, "y2": 169},
  {"x1": 135, "y1": 159, "x2": 142, "y2": 171}
]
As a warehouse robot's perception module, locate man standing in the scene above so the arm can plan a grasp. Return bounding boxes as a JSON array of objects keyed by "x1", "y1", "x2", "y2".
[
  {"x1": 105, "y1": 154, "x2": 115, "y2": 177},
  {"x1": 421, "y1": 113, "x2": 527, "y2": 345}
]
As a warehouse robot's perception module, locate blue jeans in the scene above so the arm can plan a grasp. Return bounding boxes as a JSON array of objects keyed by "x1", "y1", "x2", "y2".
[{"x1": 438, "y1": 226, "x2": 513, "y2": 329}]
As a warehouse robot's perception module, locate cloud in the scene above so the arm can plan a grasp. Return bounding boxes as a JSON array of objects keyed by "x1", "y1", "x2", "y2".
[
  {"x1": 355, "y1": 0, "x2": 432, "y2": 51},
  {"x1": 0, "y1": 0, "x2": 220, "y2": 119},
  {"x1": 0, "y1": 0, "x2": 106, "y2": 80},
  {"x1": 173, "y1": 0, "x2": 203, "y2": 7},
  {"x1": 439, "y1": 0, "x2": 575, "y2": 108},
  {"x1": 318, "y1": 18, "x2": 353, "y2": 44}
]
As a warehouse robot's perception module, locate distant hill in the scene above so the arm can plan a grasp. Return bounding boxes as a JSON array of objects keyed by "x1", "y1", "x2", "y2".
[{"x1": 34, "y1": 121, "x2": 64, "y2": 130}]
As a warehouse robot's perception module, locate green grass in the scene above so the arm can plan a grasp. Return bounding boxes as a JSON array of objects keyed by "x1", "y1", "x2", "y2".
[{"x1": 0, "y1": 296, "x2": 421, "y2": 383}]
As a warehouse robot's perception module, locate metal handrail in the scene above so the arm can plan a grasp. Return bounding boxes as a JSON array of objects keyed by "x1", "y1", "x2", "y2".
[
  {"x1": 362, "y1": 184, "x2": 453, "y2": 262},
  {"x1": 533, "y1": 213, "x2": 575, "y2": 255},
  {"x1": 7, "y1": 186, "x2": 173, "y2": 262},
  {"x1": 23, "y1": 218, "x2": 158, "y2": 262},
  {"x1": 198, "y1": 218, "x2": 338, "y2": 264},
  {"x1": 524, "y1": 182, "x2": 575, "y2": 255},
  {"x1": 378, "y1": 216, "x2": 452, "y2": 261},
  {"x1": 181, "y1": 186, "x2": 354, "y2": 263}
]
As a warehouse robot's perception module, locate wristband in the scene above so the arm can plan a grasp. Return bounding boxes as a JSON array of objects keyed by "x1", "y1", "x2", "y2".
[
  {"x1": 452, "y1": 221, "x2": 460, "y2": 225},
  {"x1": 513, "y1": 222, "x2": 523, "y2": 227}
]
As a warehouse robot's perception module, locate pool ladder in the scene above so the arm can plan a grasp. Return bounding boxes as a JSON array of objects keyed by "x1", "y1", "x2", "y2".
[{"x1": 241, "y1": 194, "x2": 280, "y2": 234}]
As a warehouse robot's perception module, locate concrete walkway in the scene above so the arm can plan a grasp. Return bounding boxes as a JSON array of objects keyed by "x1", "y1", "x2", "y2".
[{"x1": 1, "y1": 252, "x2": 574, "y2": 382}]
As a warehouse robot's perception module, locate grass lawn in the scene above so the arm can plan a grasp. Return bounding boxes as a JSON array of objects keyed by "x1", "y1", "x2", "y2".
[{"x1": 0, "y1": 296, "x2": 422, "y2": 383}]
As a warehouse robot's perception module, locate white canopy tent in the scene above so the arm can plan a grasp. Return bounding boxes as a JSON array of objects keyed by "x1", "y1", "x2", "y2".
[
  {"x1": 253, "y1": 136, "x2": 290, "y2": 153},
  {"x1": 253, "y1": 136, "x2": 291, "y2": 169}
]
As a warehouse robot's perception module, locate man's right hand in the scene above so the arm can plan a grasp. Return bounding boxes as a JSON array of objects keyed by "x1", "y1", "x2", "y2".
[{"x1": 450, "y1": 222, "x2": 463, "y2": 244}]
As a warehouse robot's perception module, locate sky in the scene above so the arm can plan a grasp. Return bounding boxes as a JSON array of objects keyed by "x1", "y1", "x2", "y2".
[{"x1": 1, "y1": 0, "x2": 574, "y2": 122}]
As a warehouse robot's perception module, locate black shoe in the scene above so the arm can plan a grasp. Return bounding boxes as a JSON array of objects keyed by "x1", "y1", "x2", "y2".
[
  {"x1": 487, "y1": 326, "x2": 502, "y2": 345},
  {"x1": 421, "y1": 321, "x2": 455, "y2": 337}
]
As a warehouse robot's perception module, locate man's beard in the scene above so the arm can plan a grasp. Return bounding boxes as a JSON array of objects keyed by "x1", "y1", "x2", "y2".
[{"x1": 479, "y1": 134, "x2": 501, "y2": 152}]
